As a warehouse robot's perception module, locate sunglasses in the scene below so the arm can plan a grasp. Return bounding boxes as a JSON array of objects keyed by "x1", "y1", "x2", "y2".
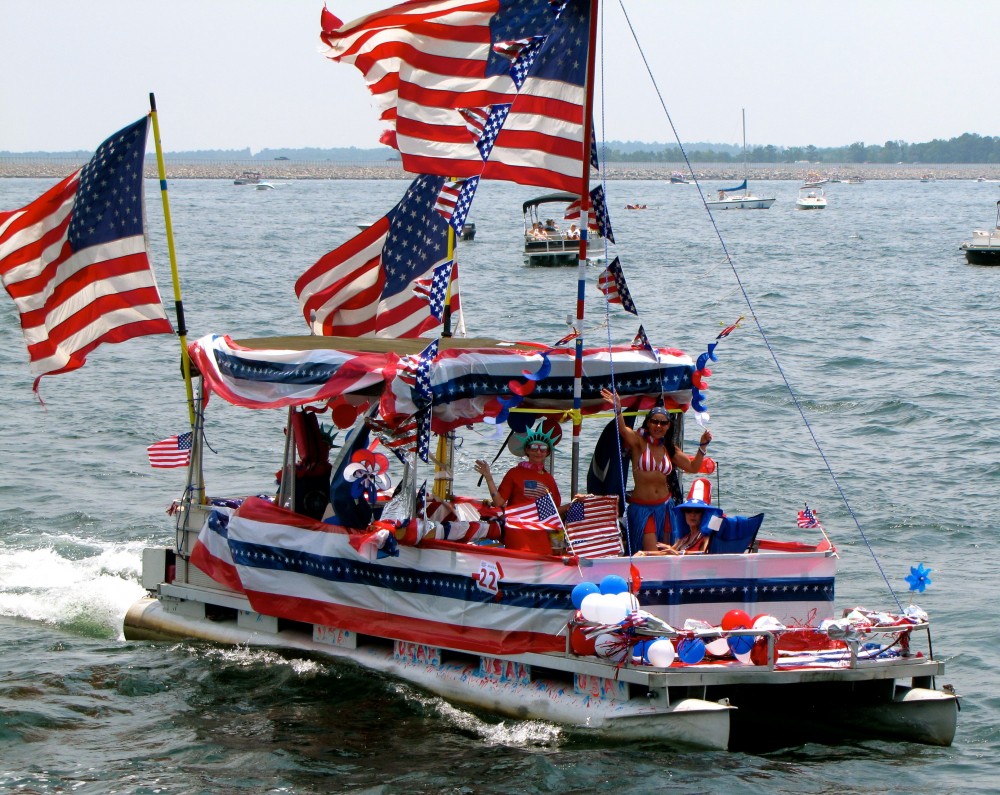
[
  {"x1": 647, "y1": 419, "x2": 670, "y2": 427},
  {"x1": 526, "y1": 443, "x2": 549, "y2": 451}
]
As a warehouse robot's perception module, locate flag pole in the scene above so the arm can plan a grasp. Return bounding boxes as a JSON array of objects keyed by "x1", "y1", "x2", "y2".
[
  {"x1": 148, "y1": 93, "x2": 196, "y2": 431},
  {"x1": 433, "y1": 225, "x2": 457, "y2": 501},
  {"x1": 569, "y1": 0, "x2": 601, "y2": 496}
]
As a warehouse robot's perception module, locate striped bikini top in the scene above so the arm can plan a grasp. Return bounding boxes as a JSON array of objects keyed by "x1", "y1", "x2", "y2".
[{"x1": 637, "y1": 443, "x2": 672, "y2": 474}]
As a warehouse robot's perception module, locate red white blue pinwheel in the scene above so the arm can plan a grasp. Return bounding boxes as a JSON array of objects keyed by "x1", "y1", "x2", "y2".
[{"x1": 344, "y1": 448, "x2": 392, "y2": 504}]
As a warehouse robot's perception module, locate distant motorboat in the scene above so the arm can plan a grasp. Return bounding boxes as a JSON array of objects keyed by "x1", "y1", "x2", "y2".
[
  {"x1": 960, "y1": 200, "x2": 1000, "y2": 264},
  {"x1": 669, "y1": 172, "x2": 690, "y2": 184},
  {"x1": 255, "y1": 182, "x2": 275, "y2": 190},
  {"x1": 795, "y1": 186, "x2": 827, "y2": 210},
  {"x1": 234, "y1": 170, "x2": 264, "y2": 185}
]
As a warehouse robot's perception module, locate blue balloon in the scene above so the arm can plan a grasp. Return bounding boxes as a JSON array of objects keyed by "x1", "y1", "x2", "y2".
[
  {"x1": 632, "y1": 638, "x2": 654, "y2": 662},
  {"x1": 570, "y1": 581, "x2": 599, "y2": 610},
  {"x1": 696, "y1": 352, "x2": 710, "y2": 370},
  {"x1": 691, "y1": 392, "x2": 708, "y2": 412},
  {"x1": 599, "y1": 574, "x2": 628, "y2": 595},
  {"x1": 677, "y1": 637, "x2": 706, "y2": 664},
  {"x1": 727, "y1": 634, "x2": 755, "y2": 655},
  {"x1": 707, "y1": 342, "x2": 719, "y2": 362}
]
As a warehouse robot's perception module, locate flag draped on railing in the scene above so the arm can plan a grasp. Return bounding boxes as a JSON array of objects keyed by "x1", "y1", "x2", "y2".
[{"x1": 0, "y1": 117, "x2": 172, "y2": 391}]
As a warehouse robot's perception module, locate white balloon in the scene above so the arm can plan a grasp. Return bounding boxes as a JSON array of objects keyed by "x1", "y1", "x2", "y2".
[
  {"x1": 595, "y1": 595, "x2": 627, "y2": 625},
  {"x1": 613, "y1": 591, "x2": 640, "y2": 614},
  {"x1": 705, "y1": 637, "x2": 730, "y2": 656},
  {"x1": 646, "y1": 639, "x2": 676, "y2": 667},
  {"x1": 579, "y1": 593, "x2": 603, "y2": 623},
  {"x1": 594, "y1": 633, "x2": 628, "y2": 662},
  {"x1": 752, "y1": 615, "x2": 785, "y2": 631},
  {"x1": 734, "y1": 650, "x2": 753, "y2": 664}
]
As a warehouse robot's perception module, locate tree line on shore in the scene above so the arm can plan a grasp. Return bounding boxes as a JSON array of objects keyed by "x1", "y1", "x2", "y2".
[{"x1": 5, "y1": 133, "x2": 1000, "y2": 165}]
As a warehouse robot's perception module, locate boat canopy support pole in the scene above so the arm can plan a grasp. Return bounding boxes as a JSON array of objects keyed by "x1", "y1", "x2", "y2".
[
  {"x1": 570, "y1": 0, "x2": 601, "y2": 495},
  {"x1": 148, "y1": 93, "x2": 197, "y2": 435},
  {"x1": 278, "y1": 406, "x2": 297, "y2": 511}
]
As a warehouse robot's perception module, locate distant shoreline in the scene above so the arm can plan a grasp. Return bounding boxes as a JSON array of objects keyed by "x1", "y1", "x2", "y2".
[{"x1": 1, "y1": 161, "x2": 999, "y2": 181}]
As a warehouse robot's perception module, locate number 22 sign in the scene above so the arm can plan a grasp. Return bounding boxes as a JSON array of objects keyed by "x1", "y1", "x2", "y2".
[{"x1": 474, "y1": 560, "x2": 503, "y2": 598}]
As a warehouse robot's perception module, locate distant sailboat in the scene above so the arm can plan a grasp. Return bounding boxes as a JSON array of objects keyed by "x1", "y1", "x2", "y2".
[{"x1": 705, "y1": 110, "x2": 775, "y2": 210}]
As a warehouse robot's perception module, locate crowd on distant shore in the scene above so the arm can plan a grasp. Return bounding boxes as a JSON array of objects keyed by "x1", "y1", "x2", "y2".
[{"x1": 1, "y1": 161, "x2": 998, "y2": 181}]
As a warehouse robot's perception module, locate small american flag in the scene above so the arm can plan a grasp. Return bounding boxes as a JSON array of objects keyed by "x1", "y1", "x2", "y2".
[
  {"x1": 631, "y1": 325, "x2": 654, "y2": 353},
  {"x1": 596, "y1": 256, "x2": 638, "y2": 315},
  {"x1": 505, "y1": 493, "x2": 563, "y2": 534},
  {"x1": 147, "y1": 432, "x2": 192, "y2": 469},
  {"x1": 564, "y1": 496, "x2": 622, "y2": 558},
  {"x1": 797, "y1": 505, "x2": 821, "y2": 529}
]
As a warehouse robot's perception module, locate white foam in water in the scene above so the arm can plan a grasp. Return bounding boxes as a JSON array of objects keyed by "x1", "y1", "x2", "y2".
[
  {"x1": 391, "y1": 683, "x2": 563, "y2": 746},
  {"x1": 0, "y1": 537, "x2": 147, "y2": 640}
]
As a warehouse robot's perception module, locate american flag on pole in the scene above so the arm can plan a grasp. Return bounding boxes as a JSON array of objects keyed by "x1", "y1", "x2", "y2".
[
  {"x1": 0, "y1": 117, "x2": 172, "y2": 391},
  {"x1": 147, "y1": 432, "x2": 193, "y2": 469},
  {"x1": 504, "y1": 493, "x2": 563, "y2": 534},
  {"x1": 596, "y1": 256, "x2": 637, "y2": 315},
  {"x1": 295, "y1": 175, "x2": 460, "y2": 338},
  {"x1": 797, "y1": 504, "x2": 821, "y2": 529},
  {"x1": 322, "y1": 1, "x2": 593, "y2": 193},
  {"x1": 563, "y1": 496, "x2": 622, "y2": 558}
]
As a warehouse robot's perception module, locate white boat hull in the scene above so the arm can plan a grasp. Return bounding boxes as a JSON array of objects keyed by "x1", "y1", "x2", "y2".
[
  {"x1": 705, "y1": 196, "x2": 776, "y2": 210},
  {"x1": 125, "y1": 595, "x2": 733, "y2": 749}
]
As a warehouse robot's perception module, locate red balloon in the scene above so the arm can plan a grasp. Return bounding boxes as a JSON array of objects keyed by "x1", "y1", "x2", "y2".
[
  {"x1": 698, "y1": 456, "x2": 716, "y2": 474},
  {"x1": 750, "y1": 637, "x2": 770, "y2": 666},
  {"x1": 331, "y1": 403, "x2": 359, "y2": 429},
  {"x1": 721, "y1": 609, "x2": 751, "y2": 631},
  {"x1": 569, "y1": 625, "x2": 597, "y2": 656}
]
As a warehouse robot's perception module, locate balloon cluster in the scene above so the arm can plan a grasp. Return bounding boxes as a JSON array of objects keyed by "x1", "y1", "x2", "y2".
[
  {"x1": 569, "y1": 589, "x2": 789, "y2": 669},
  {"x1": 487, "y1": 351, "x2": 552, "y2": 426}
]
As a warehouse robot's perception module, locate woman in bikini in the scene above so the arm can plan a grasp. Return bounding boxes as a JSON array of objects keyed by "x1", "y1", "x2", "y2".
[{"x1": 600, "y1": 388, "x2": 713, "y2": 555}]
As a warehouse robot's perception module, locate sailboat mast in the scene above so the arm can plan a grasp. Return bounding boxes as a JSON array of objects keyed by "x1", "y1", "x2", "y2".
[
  {"x1": 742, "y1": 108, "x2": 748, "y2": 189},
  {"x1": 570, "y1": 0, "x2": 601, "y2": 495}
]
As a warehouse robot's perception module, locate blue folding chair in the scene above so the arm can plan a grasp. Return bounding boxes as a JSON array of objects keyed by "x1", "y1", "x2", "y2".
[{"x1": 707, "y1": 513, "x2": 765, "y2": 554}]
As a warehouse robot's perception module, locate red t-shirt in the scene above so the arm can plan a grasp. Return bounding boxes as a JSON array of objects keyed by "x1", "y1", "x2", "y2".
[{"x1": 498, "y1": 463, "x2": 561, "y2": 508}]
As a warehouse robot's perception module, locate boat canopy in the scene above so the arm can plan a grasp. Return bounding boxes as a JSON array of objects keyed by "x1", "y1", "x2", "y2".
[
  {"x1": 720, "y1": 180, "x2": 747, "y2": 193},
  {"x1": 189, "y1": 334, "x2": 694, "y2": 432},
  {"x1": 522, "y1": 193, "x2": 578, "y2": 214}
]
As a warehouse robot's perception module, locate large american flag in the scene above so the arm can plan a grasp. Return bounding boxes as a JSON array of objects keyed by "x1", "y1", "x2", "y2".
[
  {"x1": 295, "y1": 174, "x2": 461, "y2": 338},
  {"x1": 321, "y1": 0, "x2": 590, "y2": 192},
  {"x1": 564, "y1": 495, "x2": 622, "y2": 558},
  {"x1": 0, "y1": 117, "x2": 172, "y2": 390}
]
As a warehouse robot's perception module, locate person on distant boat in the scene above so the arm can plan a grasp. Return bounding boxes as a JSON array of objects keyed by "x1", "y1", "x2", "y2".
[
  {"x1": 474, "y1": 424, "x2": 563, "y2": 511},
  {"x1": 600, "y1": 388, "x2": 713, "y2": 555},
  {"x1": 565, "y1": 223, "x2": 580, "y2": 240},
  {"x1": 530, "y1": 222, "x2": 549, "y2": 240},
  {"x1": 543, "y1": 218, "x2": 559, "y2": 234},
  {"x1": 717, "y1": 190, "x2": 726, "y2": 200}
]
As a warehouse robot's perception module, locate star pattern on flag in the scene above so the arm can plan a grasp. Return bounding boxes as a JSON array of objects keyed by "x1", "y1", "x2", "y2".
[
  {"x1": 70, "y1": 121, "x2": 147, "y2": 248},
  {"x1": 597, "y1": 256, "x2": 638, "y2": 315},
  {"x1": 590, "y1": 184, "x2": 614, "y2": 243},
  {"x1": 425, "y1": 260, "x2": 454, "y2": 321}
]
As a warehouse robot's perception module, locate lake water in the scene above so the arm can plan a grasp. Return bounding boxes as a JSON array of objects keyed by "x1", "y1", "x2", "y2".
[{"x1": 0, "y1": 175, "x2": 998, "y2": 793}]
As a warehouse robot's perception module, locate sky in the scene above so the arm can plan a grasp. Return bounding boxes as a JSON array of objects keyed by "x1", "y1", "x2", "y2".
[{"x1": 3, "y1": 1, "x2": 998, "y2": 154}]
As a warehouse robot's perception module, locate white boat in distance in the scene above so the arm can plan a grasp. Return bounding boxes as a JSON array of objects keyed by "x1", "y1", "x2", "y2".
[
  {"x1": 795, "y1": 186, "x2": 828, "y2": 210},
  {"x1": 959, "y1": 200, "x2": 1000, "y2": 264},
  {"x1": 704, "y1": 110, "x2": 775, "y2": 211}
]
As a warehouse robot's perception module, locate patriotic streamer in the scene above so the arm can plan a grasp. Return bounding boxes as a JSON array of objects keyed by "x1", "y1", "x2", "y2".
[{"x1": 690, "y1": 316, "x2": 744, "y2": 419}]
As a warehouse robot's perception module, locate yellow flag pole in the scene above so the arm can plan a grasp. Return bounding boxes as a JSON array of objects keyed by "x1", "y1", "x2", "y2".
[
  {"x1": 433, "y1": 225, "x2": 457, "y2": 501},
  {"x1": 148, "y1": 93, "x2": 195, "y2": 431}
]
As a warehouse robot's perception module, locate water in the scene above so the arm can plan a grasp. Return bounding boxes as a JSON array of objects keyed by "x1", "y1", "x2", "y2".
[{"x1": 1, "y1": 175, "x2": 997, "y2": 793}]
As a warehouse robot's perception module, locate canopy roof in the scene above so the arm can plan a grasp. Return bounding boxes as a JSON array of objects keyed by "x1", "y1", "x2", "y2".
[
  {"x1": 190, "y1": 334, "x2": 695, "y2": 432},
  {"x1": 522, "y1": 193, "x2": 578, "y2": 213}
]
